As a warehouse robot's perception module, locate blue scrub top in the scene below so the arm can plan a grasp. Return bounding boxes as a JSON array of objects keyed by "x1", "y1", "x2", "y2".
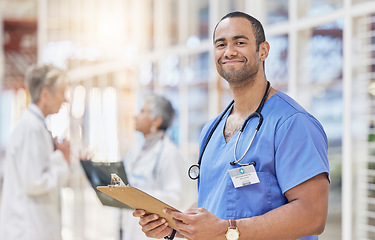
[{"x1": 197, "y1": 92, "x2": 330, "y2": 240}]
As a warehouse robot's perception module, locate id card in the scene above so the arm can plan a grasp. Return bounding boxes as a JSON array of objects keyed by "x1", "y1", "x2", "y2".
[{"x1": 228, "y1": 165, "x2": 260, "y2": 188}]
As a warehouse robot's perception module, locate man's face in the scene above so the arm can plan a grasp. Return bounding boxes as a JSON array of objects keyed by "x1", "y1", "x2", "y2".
[{"x1": 214, "y1": 17, "x2": 261, "y2": 85}]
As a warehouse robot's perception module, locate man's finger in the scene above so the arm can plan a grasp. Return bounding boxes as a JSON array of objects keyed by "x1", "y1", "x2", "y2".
[
  {"x1": 145, "y1": 224, "x2": 172, "y2": 239},
  {"x1": 164, "y1": 208, "x2": 192, "y2": 223},
  {"x1": 139, "y1": 213, "x2": 160, "y2": 226},
  {"x1": 133, "y1": 209, "x2": 146, "y2": 217},
  {"x1": 142, "y1": 218, "x2": 167, "y2": 233},
  {"x1": 174, "y1": 227, "x2": 192, "y2": 239}
]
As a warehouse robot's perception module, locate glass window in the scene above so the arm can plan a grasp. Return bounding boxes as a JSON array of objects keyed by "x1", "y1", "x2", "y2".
[
  {"x1": 219, "y1": 76, "x2": 233, "y2": 110},
  {"x1": 162, "y1": 87, "x2": 180, "y2": 144},
  {"x1": 85, "y1": 86, "x2": 119, "y2": 162},
  {"x1": 352, "y1": 0, "x2": 374, "y2": 4},
  {"x1": 187, "y1": 52, "x2": 210, "y2": 85},
  {"x1": 297, "y1": 21, "x2": 343, "y2": 86},
  {"x1": 295, "y1": 22, "x2": 343, "y2": 234},
  {"x1": 0, "y1": 90, "x2": 14, "y2": 148},
  {"x1": 297, "y1": 0, "x2": 343, "y2": 18},
  {"x1": 266, "y1": 0, "x2": 289, "y2": 25},
  {"x1": 187, "y1": 52, "x2": 210, "y2": 142},
  {"x1": 353, "y1": 13, "x2": 375, "y2": 239},
  {"x1": 226, "y1": 0, "x2": 246, "y2": 12},
  {"x1": 170, "y1": 0, "x2": 179, "y2": 45},
  {"x1": 198, "y1": 0, "x2": 209, "y2": 39},
  {"x1": 157, "y1": 54, "x2": 180, "y2": 88},
  {"x1": 139, "y1": 61, "x2": 156, "y2": 92},
  {"x1": 188, "y1": 85, "x2": 208, "y2": 142},
  {"x1": 266, "y1": 35, "x2": 289, "y2": 91},
  {"x1": 158, "y1": 54, "x2": 181, "y2": 144}
]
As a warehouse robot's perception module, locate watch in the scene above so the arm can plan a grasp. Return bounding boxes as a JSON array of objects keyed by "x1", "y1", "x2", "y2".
[{"x1": 225, "y1": 219, "x2": 240, "y2": 240}]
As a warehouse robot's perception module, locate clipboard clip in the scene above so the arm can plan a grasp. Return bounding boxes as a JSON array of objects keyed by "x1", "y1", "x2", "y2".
[{"x1": 110, "y1": 173, "x2": 126, "y2": 186}]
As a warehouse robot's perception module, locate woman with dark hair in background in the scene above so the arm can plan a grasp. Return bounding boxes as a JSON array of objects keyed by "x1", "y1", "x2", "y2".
[{"x1": 120, "y1": 94, "x2": 192, "y2": 240}]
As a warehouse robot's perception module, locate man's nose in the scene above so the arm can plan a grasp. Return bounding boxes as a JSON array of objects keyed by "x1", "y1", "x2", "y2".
[{"x1": 224, "y1": 43, "x2": 238, "y2": 58}]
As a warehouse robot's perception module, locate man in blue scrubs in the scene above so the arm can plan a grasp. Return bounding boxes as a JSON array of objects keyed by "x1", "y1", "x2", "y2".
[{"x1": 134, "y1": 11, "x2": 330, "y2": 240}]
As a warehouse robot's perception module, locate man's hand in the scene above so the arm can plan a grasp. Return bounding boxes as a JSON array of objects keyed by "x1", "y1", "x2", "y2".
[
  {"x1": 164, "y1": 208, "x2": 227, "y2": 240},
  {"x1": 133, "y1": 209, "x2": 173, "y2": 239},
  {"x1": 133, "y1": 208, "x2": 228, "y2": 240}
]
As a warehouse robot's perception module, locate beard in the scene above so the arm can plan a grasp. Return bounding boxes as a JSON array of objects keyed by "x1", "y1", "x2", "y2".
[{"x1": 217, "y1": 56, "x2": 260, "y2": 86}]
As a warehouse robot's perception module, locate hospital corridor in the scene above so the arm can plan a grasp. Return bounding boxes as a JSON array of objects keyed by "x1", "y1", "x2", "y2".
[{"x1": 1, "y1": 0, "x2": 375, "y2": 239}]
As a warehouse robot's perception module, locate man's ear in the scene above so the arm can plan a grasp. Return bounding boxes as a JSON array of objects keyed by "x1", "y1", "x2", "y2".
[{"x1": 259, "y1": 41, "x2": 270, "y2": 62}]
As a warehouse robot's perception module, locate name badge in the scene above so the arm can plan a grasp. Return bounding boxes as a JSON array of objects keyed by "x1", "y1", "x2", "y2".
[{"x1": 228, "y1": 165, "x2": 260, "y2": 188}]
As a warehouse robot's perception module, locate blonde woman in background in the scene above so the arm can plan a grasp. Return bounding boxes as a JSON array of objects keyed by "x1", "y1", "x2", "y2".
[{"x1": 0, "y1": 64, "x2": 71, "y2": 240}]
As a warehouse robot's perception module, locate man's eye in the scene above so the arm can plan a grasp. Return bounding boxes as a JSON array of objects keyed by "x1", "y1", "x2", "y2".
[
  {"x1": 237, "y1": 41, "x2": 245, "y2": 45},
  {"x1": 216, "y1": 43, "x2": 225, "y2": 48}
]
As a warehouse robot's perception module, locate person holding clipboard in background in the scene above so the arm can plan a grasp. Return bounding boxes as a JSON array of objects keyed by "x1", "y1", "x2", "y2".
[
  {"x1": 133, "y1": 11, "x2": 330, "y2": 240},
  {"x1": 120, "y1": 94, "x2": 193, "y2": 240}
]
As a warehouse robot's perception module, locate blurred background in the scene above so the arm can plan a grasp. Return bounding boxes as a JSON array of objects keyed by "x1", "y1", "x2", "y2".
[{"x1": 0, "y1": 0, "x2": 375, "y2": 239}]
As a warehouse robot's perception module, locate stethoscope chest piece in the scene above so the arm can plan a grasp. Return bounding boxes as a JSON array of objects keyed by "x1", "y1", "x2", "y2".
[{"x1": 188, "y1": 164, "x2": 200, "y2": 180}]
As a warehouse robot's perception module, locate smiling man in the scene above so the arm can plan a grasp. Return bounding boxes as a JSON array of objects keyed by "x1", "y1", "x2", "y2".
[{"x1": 133, "y1": 11, "x2": 330, "y2": 240}]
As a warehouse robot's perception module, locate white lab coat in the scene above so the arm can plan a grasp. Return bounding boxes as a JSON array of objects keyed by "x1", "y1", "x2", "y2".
[
  {"x1": 120, "y1": 131, "x2": 192, "y2": 240},
  {"x1": 0, "y1": 104, "x2": 69, "y2": 240}
]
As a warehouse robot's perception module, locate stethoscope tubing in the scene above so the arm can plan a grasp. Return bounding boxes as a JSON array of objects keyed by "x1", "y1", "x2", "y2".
[
  {"x1": 197, "y1": 99, "x2": 234, "y2": 166},
  {"x1": 188, "y1": 81, "x2": 271, "y2": 180},
  {"x1": 232, "y1": 126, "x2": 259, "y2": 165}
]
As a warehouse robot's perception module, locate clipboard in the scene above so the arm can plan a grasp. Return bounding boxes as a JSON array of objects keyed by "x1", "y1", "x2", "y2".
[
  {"x1": 97, "y1": 185, "x2": 181, "y2": 230},
  {"x1": 80, "y1": 160, "x2": 131, "y2": 209}
]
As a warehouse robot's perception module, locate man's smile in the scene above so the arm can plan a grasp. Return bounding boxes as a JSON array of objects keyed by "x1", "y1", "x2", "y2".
[{"x1": 220, "y1": 58, "x2": 246, "y2": 66}]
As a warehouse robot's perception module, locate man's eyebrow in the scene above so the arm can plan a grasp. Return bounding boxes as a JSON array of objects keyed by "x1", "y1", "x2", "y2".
[
  {"x1": 233, "y1": 35, "x2": 249, "y2": 40},
  {"x1": 214, "y1": 37, "x2": 225, "y2": 44},
  {"x1": 214, "y1": 35, "x2": 249, "y2": 44}
]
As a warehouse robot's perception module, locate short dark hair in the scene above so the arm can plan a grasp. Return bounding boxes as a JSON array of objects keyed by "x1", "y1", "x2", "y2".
[{"x1": 213, "y1": 11, "x2": 266, "y2": 51}]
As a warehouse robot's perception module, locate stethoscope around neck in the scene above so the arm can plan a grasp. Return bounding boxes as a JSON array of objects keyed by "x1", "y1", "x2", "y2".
[{"x1": 188, "y1": 81, "x2": 271, "y2": 180}]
